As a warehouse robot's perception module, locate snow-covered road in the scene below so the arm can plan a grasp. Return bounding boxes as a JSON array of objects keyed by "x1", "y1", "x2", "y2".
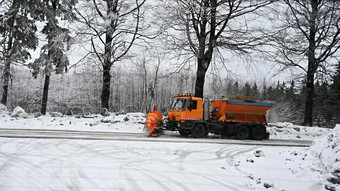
[
  {"x1": 0, "y1": 128, "x2": 312, "y2": 147},
  {"x1": 0, "y1": 137, "x2": 323, "y2": 191}
]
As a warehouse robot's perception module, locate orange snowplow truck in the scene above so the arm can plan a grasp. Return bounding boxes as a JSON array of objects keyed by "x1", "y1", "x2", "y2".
[{"x1": 164, "y1": 93, "x2": 272, "y2": 140}]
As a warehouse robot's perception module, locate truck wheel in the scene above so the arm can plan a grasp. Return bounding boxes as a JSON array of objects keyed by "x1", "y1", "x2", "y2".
[
  {"x1": 179, "y1": 130, "x2": 191, "y2": 137},
  {"x1": 192, "y1": 124, "x2": 207, "y2": 138},
  {"x1": 236, "y1": 125, "x2": 249, "y2": 140},
  {"x1": 251, "y1": 125, "x2": 265, "y2": 140}
]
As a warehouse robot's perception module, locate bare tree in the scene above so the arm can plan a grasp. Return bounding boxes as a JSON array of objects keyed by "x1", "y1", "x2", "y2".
[
  {"x1": 268, "y1": 0, "x2": 340, "y2": 126},
  {"x1": 75, "y1": 0, "x2": 146, "y2": 110},
  {"x1": 158, "y1": 0, "x2": 271, "y2": 98}
]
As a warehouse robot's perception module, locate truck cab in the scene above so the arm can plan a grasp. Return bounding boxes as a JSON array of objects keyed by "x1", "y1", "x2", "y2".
[
  {"x1": 168, "y1": 94, "x2": 203, "y2": 121},
  {"x1": 165, "y1": 94, "x2": 205, "y2": 135}
]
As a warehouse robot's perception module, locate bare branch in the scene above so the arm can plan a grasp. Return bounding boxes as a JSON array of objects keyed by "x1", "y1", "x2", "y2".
[
  {"x1": 92, "y1": 0, "x2": 104, "y2": 19},
  {"x1": 115, "y1": 0, "x2": 146, "y2": 61}
]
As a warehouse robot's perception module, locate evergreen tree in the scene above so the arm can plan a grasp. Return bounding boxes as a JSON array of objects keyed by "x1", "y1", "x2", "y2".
[
  {"x1": 262, "y1": 84, "x2": 268, "y2": 101},
  {"x1": 226, "y1": 81, "x2": 233, "y2": 98},
  {"x1": 242, "y1": 82, "x2": 251, "y2": 97},
  {"x1": 279, "y1": 81, "x2": 286, "y2": 97},
  {"x1": 233, "y1": 81, "x2": 239, "y2": 95},
  {"x1": 0, "y1": 0, "x2": 38, "y2": 106},
  {"x1": 29, "y1": 0, "x2": 76, "y2": 115},
  {"x1": 313, "y1": 81, "x2": 333, "y2": 126},
  {"x1": 331, "y1": 62, "x2": 340, "y2": 104},
  {"x1": 267, "y1": 86, "x2": 274, "y2": 100},
  {"x1": 285, "y1": 80, "x2": 295, "y2": 101},
  {"x1": 330, "y1": 62, "x2": 340, "y2": 123},
  {"x1": 271, "y1": 81, "x2": 285, "y2": 101},
  {"x1": 251, "y1": 82, "x2": 259, "y2": 100}
]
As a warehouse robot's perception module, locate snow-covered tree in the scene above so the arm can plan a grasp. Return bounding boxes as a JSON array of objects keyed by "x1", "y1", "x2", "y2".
[
  {"x1": 0, "y1": 0, "x2": 38, "y2": 106},
  {"x1": 75, "y1": 0, "x2": 147, "y2": 111},
  {"x1": 29, "y1": 0, "x2": 76, "y2": 115}
]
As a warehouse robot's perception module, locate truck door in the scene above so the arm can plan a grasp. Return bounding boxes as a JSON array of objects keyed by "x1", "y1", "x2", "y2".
[{"x1": 186, "y1": 99, "x2": 203, "y2": 120}]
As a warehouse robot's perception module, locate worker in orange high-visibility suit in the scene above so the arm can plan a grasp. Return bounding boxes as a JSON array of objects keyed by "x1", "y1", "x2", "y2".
[{"x1": 145, "y1": 106, "x2": 163, "y2": 137}]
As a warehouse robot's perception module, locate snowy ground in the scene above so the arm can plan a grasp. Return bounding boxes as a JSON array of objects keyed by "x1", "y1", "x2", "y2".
[{"x1": 0, "y1": 106, "x2": 339, "y2": 190}]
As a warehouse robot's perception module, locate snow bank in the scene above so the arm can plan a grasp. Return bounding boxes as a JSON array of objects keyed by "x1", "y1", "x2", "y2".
[
  {"x1": 11, "y1": 106, "x2": 28, "y2": 118},
  {"x1": 50, "y1": 112, "x2": 63, "y2": 117},
  {"x1": 268, "y1": 122, "x2": 331, "y2": 140},
  {"x1": 310, "y1": 124, "x2": 340, "y2": 190},
  {"x1": 0, "y1": 104, "x2": 7, "y2": 115},
  {"x1": 1, "y1": 111, "x2": 146, "y2": 133},
  {"x1": 101, "y1": 113, "x2": 145, "y2": 124}
]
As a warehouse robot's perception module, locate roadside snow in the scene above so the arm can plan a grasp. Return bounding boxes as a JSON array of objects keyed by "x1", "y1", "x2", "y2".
[
  {"x1": 232, "y1": 125, "x2": 340, "y2": 191},
  {"x1": 268, "y1": 122, "x2": 331, "y2": 140},
  {"x1": 309, "y1": 124, "x2": 340, "y2": 191},
  {"x1": 11, "y1": 106, "x2": 28, "y2": 118},
  {"x1": 310, "y1": 125, "x2": 340, "y2": 173},
  {"x1": 0, "y1": 104, "x2": 7, "y2": 115},
  {"x1": 233, "y1": 146, "x2": 324, "y2": 190},
  {"x1": 0, "y1": 111, "x2": 146, "y2": 133}
]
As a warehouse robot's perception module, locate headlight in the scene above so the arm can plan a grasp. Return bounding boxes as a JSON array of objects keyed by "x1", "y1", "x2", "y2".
[{"x1": 177, "y1": 123, "x2": 180, "y2": 127}]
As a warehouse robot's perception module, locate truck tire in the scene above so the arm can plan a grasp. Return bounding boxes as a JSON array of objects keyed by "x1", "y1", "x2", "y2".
[
  {"x1": 191, "y1": 124, "x2": 207, "y2": 138},
  {"x1": 250, "y1": 125, "x2": 265, "y2": 140},
  {"x1": 236, "y1": 125, "x2": 250, "y2": 140},
  {"x1": 179, "y1": 130, "x2": 191, "y2": 137}
]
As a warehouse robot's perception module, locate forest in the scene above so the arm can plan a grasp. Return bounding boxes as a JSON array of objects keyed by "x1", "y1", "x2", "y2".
[{"x1": 0, "y1": 0, "x2": 339, "y2": 127}]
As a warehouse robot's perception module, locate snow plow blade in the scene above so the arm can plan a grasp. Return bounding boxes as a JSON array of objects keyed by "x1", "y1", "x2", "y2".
[{"x1": 144, "y1": 111, "x2": 163, "y2": 137}]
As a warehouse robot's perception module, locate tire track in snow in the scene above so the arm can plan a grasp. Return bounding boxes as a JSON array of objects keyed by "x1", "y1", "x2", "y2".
[
  {"x1": 0, "y1": 139, "x2": 67, "y2": 190},
  {"x1": 0, "y1": 133, "x2": 312, "y2": 191},
  {"x1": 163, "y1": 145, "x2": 255, "y2": 191},
  {"x1": 139, "y1": 169, "x2": 192, "y2": 191}
]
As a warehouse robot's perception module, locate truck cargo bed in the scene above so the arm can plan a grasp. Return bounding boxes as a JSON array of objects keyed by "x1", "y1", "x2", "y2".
[{"x1": 211, "y1": 100, "x2": 272, "y2": 123}]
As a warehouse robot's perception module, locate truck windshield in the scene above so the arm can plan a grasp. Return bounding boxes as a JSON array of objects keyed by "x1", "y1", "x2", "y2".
[{"x1": 170, "y1": 98, "x2": 187, "y2": 110}]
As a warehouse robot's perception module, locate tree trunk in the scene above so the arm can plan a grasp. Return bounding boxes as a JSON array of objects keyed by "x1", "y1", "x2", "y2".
[
  {"x1": 303, "y1": 0, "x2": 318, "y2": 126},
  {"x1": 41, "y1": 74, "x2": 50, "y2": 115},
  {"x1": 40, "y1": 1, "x2": 57, "y2": 115},
  {"x1": 193, "y1": 46, "x2": 213, "y2": 98},
  {"x1": 192, "y1": 0, "x2": 215, "y2": 98},
  {"x1": 100, "y1": 0, "x2": 117, "y2": 110},
  {"x1": 304, "y1": 72, "x2": 314, "y2": 126},
  {"x1": 1, "y1": 59, "x2": 11, "y2": 106},
  {"x1": 101, "y1": 64, "x2": 111, "y2": 110},
  {"x1": 194, "y1": 59, "x2": 208, "y2": 98}
]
